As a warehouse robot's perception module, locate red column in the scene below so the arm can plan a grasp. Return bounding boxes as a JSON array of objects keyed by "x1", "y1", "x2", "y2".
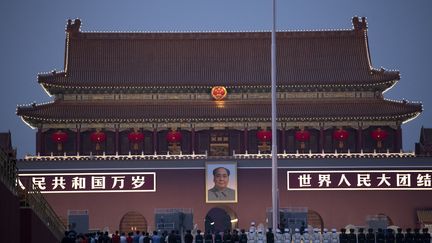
[
  {"x1": 153, "y1": 128, "x2": 158, "y2": 154},
  {"x1": 319, "y1": 127, "x2": 324, "y2": 152},
  {"x1": 115, "y1": 127, "x2": 119, "y2": 154},
  {"x1": 281, "y1": 127, "x2": 286, "y2": 153},
  {"x1": 243, "y1": 128, "x2": 248, "y2": 153},
  {"x1": 395, "y1": 125, "x2": 402, "y2": 152},
  {"x1": 76, "y1": 127, "x2": 81, "y2": 155},
  {"x1": 357, "y1": 127, "x2": 363, "y2": 153},
  {"x1": 191, "y1": 128, "x2": 195, "y2": 154},
  {"x1": 36, "y1": 128, "x2": 42, "y2": 155}
]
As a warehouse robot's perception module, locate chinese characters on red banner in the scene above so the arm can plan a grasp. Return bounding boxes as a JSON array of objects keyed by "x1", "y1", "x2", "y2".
[
  {"x1": 287, "y1": 170, "x2": 432, "y2": 190},
  {"x1": 18, "y1": 172, "x2": 156, "y2": 193}
]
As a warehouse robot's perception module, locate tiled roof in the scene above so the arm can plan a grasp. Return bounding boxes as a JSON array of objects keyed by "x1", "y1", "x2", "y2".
[
  {"x1": 38, "y1": 19, "x2": 399, "y2": 90},
  {"x1": 17, "y1": 99, "x2": 421, "y2": 125}
]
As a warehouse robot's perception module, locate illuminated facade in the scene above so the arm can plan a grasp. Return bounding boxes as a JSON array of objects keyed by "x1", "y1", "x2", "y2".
[{"x1": 16, "y1": 17, "x2": 432, "y2": 232}]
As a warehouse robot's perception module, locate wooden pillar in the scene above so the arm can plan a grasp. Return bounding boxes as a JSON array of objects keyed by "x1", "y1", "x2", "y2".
[
  {"x1": 191, "y1": 128, "x2": 195, "y2": 154},
  {"x1": 395, "y1": 125, "x2": 402, "y2": 152},
  {"x1": 319, "y1": 127, "x2": 324, "y2": 152},
  {"x1": 243, "y1": 128, "x2": 248, "y2": 153},
  {"x1": 356, "y1": 126, "x2": 363, "y2": 153},
  {"x1": 115, "y1": 126, "x2": 119, "y2": 154},
  {"x1": 76, "y1": 127, "x2": 81, "y2": 155},
  {"x1": 281, "y1": 127, "x2": 286, "y2": 153},
  {"x1": 36, "y1": 128, "x2": 42, "y2": 155},
  {"x1": 153, "y1": 128, "x2": 158, "y2": 154}
]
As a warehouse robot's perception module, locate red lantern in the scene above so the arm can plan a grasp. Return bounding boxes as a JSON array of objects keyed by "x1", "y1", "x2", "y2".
[
  {"x1": 128, "y1": 131, "x2": 144, "y2": 150},
  {"x1": 295, "y1": 130, "x2": 310, "y2": 150},
  {"x1": 90, "y1": 130, "x2": 106, "y2": 151},
  {"x1": 371, "y1": 128, "x2": 388, "y2": 148},
  {"x1": 211, "y1": 86, "x2": 227, "y2": 100},
  {"x1": 333, "y1": 128, "x2": 349, "y2": 149},
  {"x1": 51, "y1": 130, "x2": 68, "y2": 151},
  {"x1": 257, "y1": 130, "x2": 272, "y2": 143},
  {"x1": 166, "y1": 130, "x2": 182, "y2": 143}
]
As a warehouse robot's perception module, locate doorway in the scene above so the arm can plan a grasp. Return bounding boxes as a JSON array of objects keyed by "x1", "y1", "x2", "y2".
[
  {"x1": 205, "y1": 206, "x2": 238, "y2": 233},
  {"x1": 119, "y1": 211, "x2": 148, "y2": 234}
]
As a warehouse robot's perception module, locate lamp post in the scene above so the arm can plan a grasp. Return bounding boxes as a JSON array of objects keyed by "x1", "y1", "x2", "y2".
[{"x1": 271, "y1": 0, "x2": 279, "y2": 230}]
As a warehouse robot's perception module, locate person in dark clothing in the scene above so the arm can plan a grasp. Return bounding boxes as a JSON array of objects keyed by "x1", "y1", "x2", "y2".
[
  {"x1": 185, "y1": 230, "x2": 194, "y2": 243},
  {"x1": 376, "y1": 228, "x2": 385, "y2": 243},
  {"x1": 232, "y1": 229, "x2": 240, "y2": 243},
  {"x1": 347, "y1": 228, "x2": 356, "y2": 243},
  {"x1": 366, "y1": 228, "x2": 375, "y2": 243},
  {"x1": 196, "y1": 230, "x2": 204, "y2": 243},
  {"x1": 223, "y1": 230, "x2": 233, "y2": 243},
  {"x1": 144, "y1": 232, "x2": 151, "y2": 243},
  {"x1": 239, "y1": 229, "x2": 248, "y2": 243},
  {"x1": 215, "y1": 232, "x2": 223, "y2": 243},
  {"x1": 396, "y1": 228, "x2": 404, "y2": 243},
  {"x1": 205, "y1": 231, "x2": 214, "y2": 243},
  {"x1": 339, "y1": 228, "x2": 348, "y2": 243},
  {"x1": 168, "y1": 231, "x2": 177, "y2": 243},
  {"x1": 405, "y1": 228, "x2": 414, "y2": 243},
  {"x1": 267, "y1": 228, "x2": 275, "y2": 243},
  {"x1": 385, "y1": 229, "x2": 395, "y2": 243},
  {"x1": 161, "y1": 231, "x2": 168, "y2": 243},
  {"x1": 413, "y1": 229, "x2": 422, "y2": 243},
  {"x1": 175, "y1": 230, "x2": 182, "y2": 243},
  {"x1": 422, "y1": 228, "x2": 431, "y2": 243},
  {"x1": 358, "y1": 228, "x2": 366, "y2": 243}
]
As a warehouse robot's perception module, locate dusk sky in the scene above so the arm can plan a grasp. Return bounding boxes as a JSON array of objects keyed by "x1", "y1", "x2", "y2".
[{"x1": 1, "y1": 1, "x2": 431, "y2": 158}]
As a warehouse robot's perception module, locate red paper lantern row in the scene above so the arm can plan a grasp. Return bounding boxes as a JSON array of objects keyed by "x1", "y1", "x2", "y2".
[
  {"x1": 90, "y1": 131, "x2": 106, "y2": 143},
  {"x1": 166, "y1": 130, "x2": 182, "y2": 143},
  {"x1": 295, "y1": 130, "x2": 310, "y2": 142},
  {"x1": 128, "y1": 132, "x2": 144, "y2": 143},
  {"x1": 257, "y1": 130, "x2": 272, "y2": 142},
  {"x1": 51, "y1": 130, "x2": 68, "y2": 143},
  {"x1": 333, "y1": 129, "x2": 349, "y2": 141}
]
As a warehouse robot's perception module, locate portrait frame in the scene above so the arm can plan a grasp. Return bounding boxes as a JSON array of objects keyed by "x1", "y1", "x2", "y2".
[{"x1": 205, "y1": 161, "x2": 238, "y2": 203}]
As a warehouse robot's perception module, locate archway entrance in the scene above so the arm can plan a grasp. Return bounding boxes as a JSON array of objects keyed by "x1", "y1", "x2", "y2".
[
  {"x1": 307, "y1": 210, "x2": 324, "y2": 231},
  {"x1": 119, "y1": 211, "x2": 148, "y2": 234},
  {"x1": 205, "y1": 206, "x2": 238, "y2": 234}
]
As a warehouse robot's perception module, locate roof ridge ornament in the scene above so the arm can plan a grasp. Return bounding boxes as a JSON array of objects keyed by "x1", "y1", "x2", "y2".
[
  {"x1": 66, "y1": 18, "x2": 81, "y2": 35},
  {"x1": 352, "y1": 16, "x2": 367, "y2": 31}
]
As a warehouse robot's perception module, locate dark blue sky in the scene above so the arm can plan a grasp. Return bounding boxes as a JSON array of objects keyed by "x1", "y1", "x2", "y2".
[{"x1": 1, "y1": 1, "x2": 431, "y2": 158}]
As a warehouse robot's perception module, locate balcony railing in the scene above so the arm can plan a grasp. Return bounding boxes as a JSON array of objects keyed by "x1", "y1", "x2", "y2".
[{"x1": 22, "y1": 149, "x2": 416, "y2": 161}]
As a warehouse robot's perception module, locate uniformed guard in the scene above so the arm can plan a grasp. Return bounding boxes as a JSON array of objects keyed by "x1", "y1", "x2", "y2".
[
  {"x1": 302, "y1": 228, "x2": 311, "y2": 243},
  {"x1": 283, "y1": 228, "x2": 291, "y2": 243},
  {"x1": 330, "y1": 229, "x2": 339, "y2": 243},
  {"x1": 405, "y1": 228, "x2": 414, "y2": 243},
  {"x1": 293, "y1": 229, "x2": 302, "y2": 243},
  {"x1": 376, "y1": 228, "x2": 385, "y2": 243},
  {"x1": 233, "y1": 229, "x2": 240, "y2": 243},
  {"x1": 248, "y1": 229, "x2": 257, "y2": 243},
  {"x1": 215, "y1": 232, "x2": 223, "y2": 243},
  {"x1": 275, "y1": 228, "x2": 284, "y2": 243},
  {"x1": 413, "y1": 229, "x2": 422, "y2": 243},
  {"x1": 257, "y1": 230, "x2": 266, "y2": 243},
  {"x1": 322, "y1": 229, "x2": 331, "y2": 243},
  {"x1": 312, "y1": 228, "x2": 321, "y2": 243}
]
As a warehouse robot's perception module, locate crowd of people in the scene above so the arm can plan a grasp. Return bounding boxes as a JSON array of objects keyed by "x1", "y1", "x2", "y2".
[{"x1": 61, "y1": 223, "x2": 432, "y2": 243}]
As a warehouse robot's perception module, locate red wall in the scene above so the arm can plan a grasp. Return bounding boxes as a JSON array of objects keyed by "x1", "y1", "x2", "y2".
[
  {"x1": 0, "y1": 182, "x2": 20, "y2": 243},
  {"x1": 44, "y1": 168, "x2": 430, "y2": 232}
]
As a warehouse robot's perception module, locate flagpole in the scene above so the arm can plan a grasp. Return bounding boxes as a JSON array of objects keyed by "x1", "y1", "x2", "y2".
[{"x1": 271, "y1": 0, "x2": 279, "y2": 231}]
